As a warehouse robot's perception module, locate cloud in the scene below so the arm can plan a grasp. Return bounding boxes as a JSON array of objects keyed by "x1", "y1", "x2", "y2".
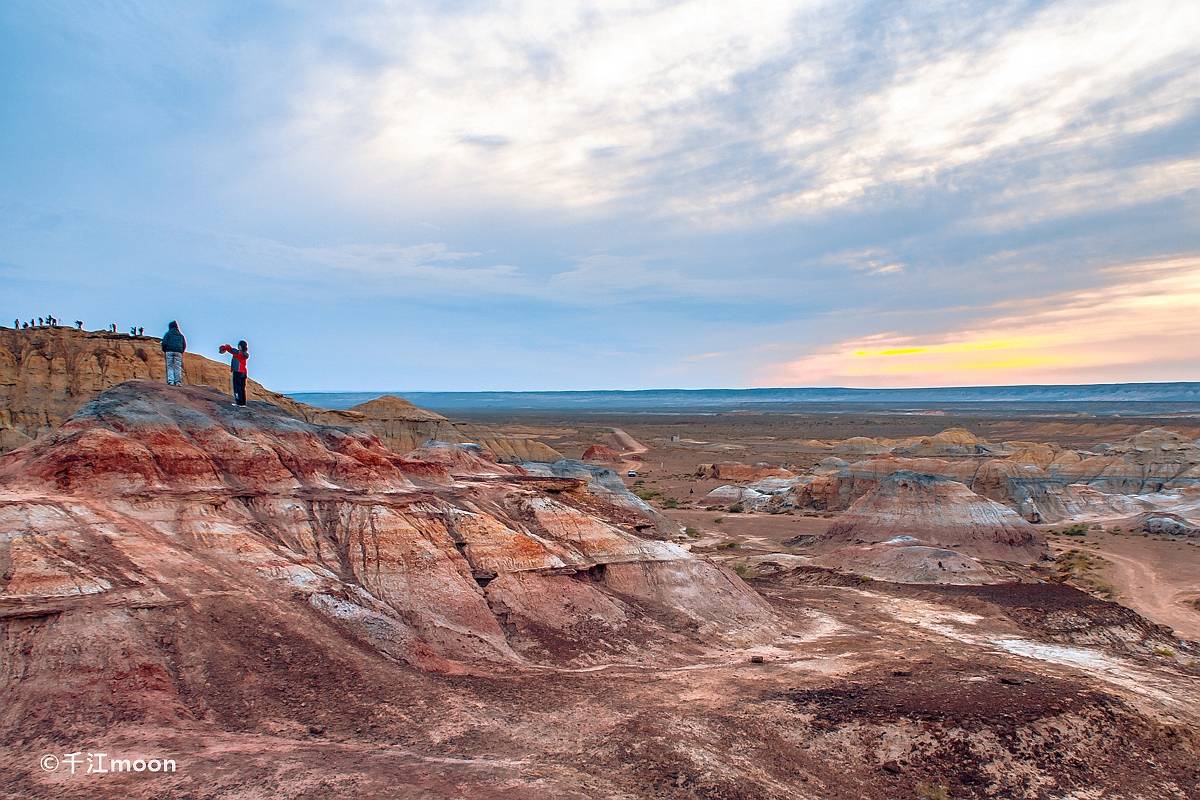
[
  {"x1": 969, "y1": 156, "x2": 1200, "y2": 231},
  {"x1": 3, "y1": 0, "x2": 1199, "y2": 389},
  {"x1": 764, "y1": 255, "x2": 1200, "y2": 386},
  {"x1": 457, "y1": 133, "x2": 512, "y2": 149},
  {"x1": 826, "y1": 248, "x2": 907, "y2": 276},
  {"x1": 262, "y1": 0, "x2": 1200, "y2": 231}
]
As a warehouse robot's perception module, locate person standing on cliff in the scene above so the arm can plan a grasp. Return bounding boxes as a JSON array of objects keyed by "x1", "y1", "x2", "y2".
[
  {"x1": 161, "y1": 321, "x2": 187, "y2": 386},
  {"x1": 219, "y1": 340, "x2": 249, "y2": 407}
]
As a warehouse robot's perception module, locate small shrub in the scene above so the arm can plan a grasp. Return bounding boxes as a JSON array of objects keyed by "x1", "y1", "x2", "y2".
[
  {"x1": 713, "y1": 517, "x2": 724, "y2": 524},
  {"x1": 717, "y1": 541, "x2": 739, "y2": 550},
  {"x1": 916, "y1": 783, "x2": 950, "y2": 800},
  {"x1": 1059, "y1": 524, "x2": 1088, "y2": 536},
  {"x1": 732, "y1": 563, "x2": 752, "y2": 578},
  {"x1": 727, "y1": 503, "x2": 744, "y2": 514},
  {"x1": 661, "y1": 497, "x2": 680, "y2": 509},
  {"x1": 684, "y1": 526, "x2": 700, "y2": 538},
  {"x1": 1154, "y1": 646, "x2": 1176, "y2": 658}
]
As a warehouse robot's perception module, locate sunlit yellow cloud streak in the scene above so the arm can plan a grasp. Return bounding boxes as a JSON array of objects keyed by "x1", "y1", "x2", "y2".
[{"x1": 767, "y1": 256, "x2": 1200, "y2": 386}]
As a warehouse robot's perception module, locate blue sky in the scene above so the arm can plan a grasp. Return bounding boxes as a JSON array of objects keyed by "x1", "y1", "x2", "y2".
[{"x1": 2, "y1": 0, "x2": 1199, "y2": 391}]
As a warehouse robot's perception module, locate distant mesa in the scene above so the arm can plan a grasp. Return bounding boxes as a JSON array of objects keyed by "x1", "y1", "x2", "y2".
[
  {"x1": 830, "y1": 436, "x2": 892, "y2": 455},
  {"x1": 893, "y1": 427, "x2": 991, "y2": 457},
  {"x1": 349, "y1": 393, "x2": 447, "y2": 422}
]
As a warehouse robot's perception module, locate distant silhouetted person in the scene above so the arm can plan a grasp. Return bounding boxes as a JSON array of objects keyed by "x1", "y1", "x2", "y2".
[
  {"x1": 21, "y1": 322, "x2": 28, "y2": 330},
  {"x1": 137, "y1": 326, "x2": 143, "y2": 336},
  {"x1": 219, "y1": 340, "x2": 250, "y2": 407},
  {"x1": 75, "y1": 320, "x2": 83, "y2": 330},
  {"x1": 13, "y1": 318, "x2": 17, "y2": 329},
  {"x1": 161, "y1": 321, "x2": 187, "y2": 386},
  {"x1": 38, "y1": 317, "x2": 43, "y2": 326}
]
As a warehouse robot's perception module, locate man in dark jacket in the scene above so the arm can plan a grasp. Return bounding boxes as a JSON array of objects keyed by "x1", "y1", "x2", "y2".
[{"x1": 161, "y1": 321, "x2": 187, "y2": 385}]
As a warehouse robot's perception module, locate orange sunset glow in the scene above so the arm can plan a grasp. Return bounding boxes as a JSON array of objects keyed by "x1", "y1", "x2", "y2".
[{"x1": 768, "y1": 256, "x2": 1200, "y2": 387}]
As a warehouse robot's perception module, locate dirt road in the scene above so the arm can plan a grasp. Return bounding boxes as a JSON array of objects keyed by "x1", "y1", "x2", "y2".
[
  {"x1": 1064, "y1": 533, "x2": 1200, "y2": 641},
  {"x1": 610, "y1": 427, "x2": 648, "y2": 473}
]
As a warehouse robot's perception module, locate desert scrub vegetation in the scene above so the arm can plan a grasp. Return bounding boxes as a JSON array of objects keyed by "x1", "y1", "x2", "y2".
[
  {"x1": 1055, "y1": 549, "x2": 1117, "y2": 599},
  {"x1": 683, "y1": 526, "x2": 700, "y2": 538},
  {"x1": 726, "y1": 502, "x2": 744, "y2": 513},
  {"x1": 916, "y1": 783, "x2": 951, "y2": 800},
  {"x1": 1058, "y1": 524, "x2": 1089, "y2": 536},
  {"x1": 660, "y1": 497, "x2": 680, "y2": 509}
]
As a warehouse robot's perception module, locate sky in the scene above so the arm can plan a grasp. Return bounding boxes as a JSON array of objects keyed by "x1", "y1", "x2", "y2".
[{"x1": 2, "y1": 0, "x2": 1199, "y2": 392}]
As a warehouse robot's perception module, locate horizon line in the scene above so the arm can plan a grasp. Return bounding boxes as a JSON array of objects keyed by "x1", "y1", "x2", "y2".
[{"x1": 283, "y1": 380, "x2": 1200, "y2": 395}]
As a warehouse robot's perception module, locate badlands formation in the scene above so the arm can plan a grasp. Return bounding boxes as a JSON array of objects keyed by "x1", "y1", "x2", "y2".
[
  {"x1": 704, "y1": 426, "x2": 1200, "y2": 526},
  {"x1": 1, "y1": 328, "x2": 1199, "y2": 798}
]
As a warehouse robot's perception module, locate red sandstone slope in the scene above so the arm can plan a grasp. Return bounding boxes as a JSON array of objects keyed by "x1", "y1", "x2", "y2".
[
  {"x1": 582, "y1": 443, "x2": 622, "y2": 462},
  {"x1": 0, "y1": 382, "x2": 777, "y2": 742}
]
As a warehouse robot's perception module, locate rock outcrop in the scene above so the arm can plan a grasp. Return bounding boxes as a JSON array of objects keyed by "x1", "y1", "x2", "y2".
[
  {"x1": 0, "y1": 327, "x2": 562, "y2": 462},
  {"x1": 520, "y1": 459, "x2": 680, "y2": 539},
  {"x1": 815, "y1": 538, "x2": 992, "y2": 585},
  {"x1": 820, "y1": 471, "x2": 1048, "y2": 564},
  {"x1": 893, "y1": 427, "x2": 991, "y2": 457},
  {"x1": 582, "y1": 443, "x2": 623, "y2": 462},
  {"x1": 0, "y1": 326, "x2": 323, "y2": 442},
  {"x1": 695, "y1": 461, "x2": 794, "y2": 481},
  {"x1": 339, "y1": 395, "x2": 563, "y2": 462},
  {"x1": 1133, "y1": 511, "x2": 1200, "y2": 536},
  {"x1": 0, "y1": 383, "x2": 775, "y2": 686}
]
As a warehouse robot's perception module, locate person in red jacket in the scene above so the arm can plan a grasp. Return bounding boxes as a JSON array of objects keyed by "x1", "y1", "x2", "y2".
[{"x1": 219, "y1": 340, "x2": 250, "y2": 407}]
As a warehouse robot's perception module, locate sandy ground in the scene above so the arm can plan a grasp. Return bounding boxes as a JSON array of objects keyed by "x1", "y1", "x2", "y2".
[
  {"x1": 666, "y1": 508, "x2": 834, "y2": 551},
  {"x1": 8, "y1": 568, "x2": 1200, "y2": 799},
  {"x1": 1049, "y1": 529, "x2": 1200, "y2": 640}
]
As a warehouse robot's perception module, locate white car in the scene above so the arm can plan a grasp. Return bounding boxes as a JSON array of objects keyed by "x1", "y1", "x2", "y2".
[{"x1": 626, "y1": 470, "x2": 638, "y2": 478}]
